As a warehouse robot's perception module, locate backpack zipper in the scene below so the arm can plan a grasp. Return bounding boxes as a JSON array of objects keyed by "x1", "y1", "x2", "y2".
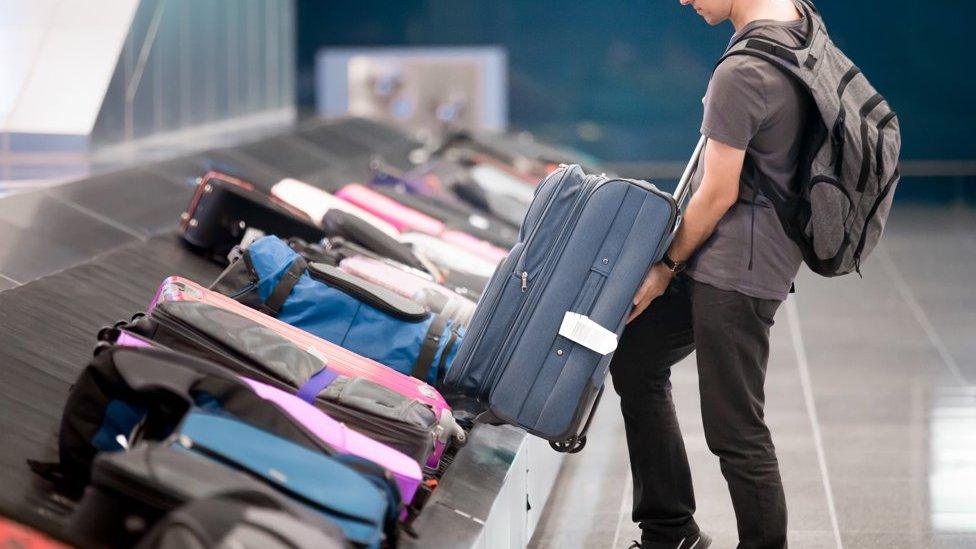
[
  {"x1": 852, "y1": 169, "x2": 898, "y2": 272},
  {"x1": 874, "y1": 111, "x2": 897, "y2": 180}
]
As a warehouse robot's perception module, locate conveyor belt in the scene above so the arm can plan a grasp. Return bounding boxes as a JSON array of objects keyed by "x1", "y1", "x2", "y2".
[
  {"x1": 0, "y1": 118, "x2": 554, "y2": 546},
  {"x1": 0, "y1": 235, "x2": 221, "y2": 536}
]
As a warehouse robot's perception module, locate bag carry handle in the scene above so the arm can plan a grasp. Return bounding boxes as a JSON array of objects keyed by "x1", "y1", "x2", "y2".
[{"x1": 673, "y1": 136, "x2": 707, "y2": 208}]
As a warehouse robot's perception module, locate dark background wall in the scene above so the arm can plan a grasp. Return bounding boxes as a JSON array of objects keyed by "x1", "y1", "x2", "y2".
[{"x1": 297, "y1": 1, "x2": 975, "y2": 201}]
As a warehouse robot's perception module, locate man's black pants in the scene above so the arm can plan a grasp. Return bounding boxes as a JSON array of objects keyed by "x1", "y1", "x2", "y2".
[{"x1": 608, "y1": 276, "x2": 787, "y2": 548}]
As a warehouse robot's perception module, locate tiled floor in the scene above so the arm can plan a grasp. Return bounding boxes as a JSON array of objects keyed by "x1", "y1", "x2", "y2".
[{"x1": 530, "y1": 206, "x2": 976, "y2": 549}]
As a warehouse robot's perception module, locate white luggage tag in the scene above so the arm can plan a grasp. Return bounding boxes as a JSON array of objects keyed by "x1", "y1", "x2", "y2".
[{"x1": 558, "y1": 312, "x2": 618, "y2": 355}]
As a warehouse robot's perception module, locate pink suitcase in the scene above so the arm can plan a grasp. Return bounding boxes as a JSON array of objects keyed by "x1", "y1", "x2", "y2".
[
  {"x1": 439, "y1": 229, "x2": 508, "y2": 264},
  {"x1": 336, "y1": 184, "x2": 446, "y2": 236},
  {"x1": 335, "y1": 183, "x2": 509, "y2": 264},
  {"x1": 270, "y1": 178, "x2": 402, "y2": 239},
  {"x1": 148, "y1": 277, "x2": 465, "y2": 467}
]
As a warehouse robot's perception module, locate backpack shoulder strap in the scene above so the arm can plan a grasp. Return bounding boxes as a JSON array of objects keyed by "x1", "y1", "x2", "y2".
[{"x1": 718, "y1": 0, "x2": 828, "y2": 76}]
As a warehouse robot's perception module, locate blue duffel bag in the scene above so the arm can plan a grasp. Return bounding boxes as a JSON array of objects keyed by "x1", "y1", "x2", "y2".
[{"x1": 211, "y1": 235, "x2": 463, "y2": 385}]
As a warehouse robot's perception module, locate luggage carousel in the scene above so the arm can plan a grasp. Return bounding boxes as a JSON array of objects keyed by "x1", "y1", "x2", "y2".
[{"x1": 0, "y1": 118, "x2": 565, "y2": 547}]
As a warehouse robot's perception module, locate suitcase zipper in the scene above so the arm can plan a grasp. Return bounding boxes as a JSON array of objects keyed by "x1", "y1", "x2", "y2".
[
  {"x1": 518, "y1": 166, "x2": 572, "y2": 240},
  {"x1": 511, "y1": 167, "x2": 575, "y2": 286},
  {"x1": 477, "y1": 176, "x2": 606, "y2": 398}
]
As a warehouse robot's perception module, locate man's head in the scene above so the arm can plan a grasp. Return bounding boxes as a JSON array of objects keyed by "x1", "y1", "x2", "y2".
[{"x1": 679, "y1": 0, "x2": 734, "y2": 26}]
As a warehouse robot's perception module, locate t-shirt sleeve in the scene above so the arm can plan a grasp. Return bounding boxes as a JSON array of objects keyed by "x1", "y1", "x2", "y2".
[{"x1": 700, "y1": 58, "x2": 768, "y2": 150}]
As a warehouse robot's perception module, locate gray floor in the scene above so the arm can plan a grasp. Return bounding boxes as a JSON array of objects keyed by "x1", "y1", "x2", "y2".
[{"x1": 529, "y1": 206, "x2": 976, "y2": 549}]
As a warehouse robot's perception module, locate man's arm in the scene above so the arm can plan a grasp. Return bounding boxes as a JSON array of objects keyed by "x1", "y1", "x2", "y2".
[{"x1": 627, "y1": 138, "x2": 745, "y2": 322}]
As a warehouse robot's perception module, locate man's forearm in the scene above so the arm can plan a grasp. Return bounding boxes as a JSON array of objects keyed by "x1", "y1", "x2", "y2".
[
  {"x1": 627, "y1": 142, "x2": 741, "y2": 322},
  {"x1": 667, "y1": 177, "x2": 737, "y2": 263}
]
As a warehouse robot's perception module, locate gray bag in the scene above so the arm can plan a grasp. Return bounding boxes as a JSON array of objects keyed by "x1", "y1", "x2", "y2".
[
  {"x1": 137, "y1": 495, "x2": 346, "y2": 549},
  {"x1": 720, "y1": 0, "x2": 901, "y2": 276}
]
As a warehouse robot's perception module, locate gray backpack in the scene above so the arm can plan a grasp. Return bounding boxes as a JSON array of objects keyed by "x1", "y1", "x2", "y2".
[{"x1": 720, "y1": 0, "x2": 901, "y2": 276}]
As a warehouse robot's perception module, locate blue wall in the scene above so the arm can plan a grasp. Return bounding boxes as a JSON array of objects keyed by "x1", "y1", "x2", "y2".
[{"x1": 298, "y1": 1, "x2": 974, "y2": 164}]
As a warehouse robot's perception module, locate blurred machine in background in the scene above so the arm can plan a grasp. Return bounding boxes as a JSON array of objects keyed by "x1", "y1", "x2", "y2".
[{"x1": 317, "y1": 47, "x2": 507, "y2": 141}]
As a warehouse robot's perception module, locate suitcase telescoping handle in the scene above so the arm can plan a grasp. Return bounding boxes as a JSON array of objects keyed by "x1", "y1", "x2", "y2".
[{"x1": 672, "y1": 135, "x2": 707, "y2": 208}]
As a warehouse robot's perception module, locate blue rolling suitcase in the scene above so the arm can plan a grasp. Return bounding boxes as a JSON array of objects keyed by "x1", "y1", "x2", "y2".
[{"x1": 444, "y1": 140, "x2": 703, "y2": 451}]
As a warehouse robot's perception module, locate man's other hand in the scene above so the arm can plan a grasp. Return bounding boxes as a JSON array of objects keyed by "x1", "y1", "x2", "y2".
[{"x1": 627, "y1": 263, "x2": 674, "y2": 323}]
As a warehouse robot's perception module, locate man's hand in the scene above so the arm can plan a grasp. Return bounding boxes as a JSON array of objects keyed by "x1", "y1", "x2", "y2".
[{"x1": 627, "y1": 263, "x2": 674, "y2": 323}]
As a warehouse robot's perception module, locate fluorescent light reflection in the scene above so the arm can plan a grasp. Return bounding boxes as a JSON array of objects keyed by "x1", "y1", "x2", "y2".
[{"x1": 930, "y1": 387, "x2": 976, "y2": 532}]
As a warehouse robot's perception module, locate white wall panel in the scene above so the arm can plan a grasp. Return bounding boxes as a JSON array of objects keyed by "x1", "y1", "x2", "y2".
[{"x1": 2, "y1": 0, "x2": 139, "y2": 135}]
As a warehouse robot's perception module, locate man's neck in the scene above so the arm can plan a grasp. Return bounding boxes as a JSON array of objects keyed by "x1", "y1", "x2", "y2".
[{"x1": 730, "y1": 0, "x2": 802, "y2": 32}]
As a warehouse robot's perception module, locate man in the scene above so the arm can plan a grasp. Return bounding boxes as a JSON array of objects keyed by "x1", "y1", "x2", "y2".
[{"x1": 609, "y1": 0, "x2": 811, "y2": 547}]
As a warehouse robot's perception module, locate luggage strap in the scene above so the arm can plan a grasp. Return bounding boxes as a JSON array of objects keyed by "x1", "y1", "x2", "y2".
[
  {"x1": 411, "y1": 314, "x2": 450, "y2": 383},
  {"x1": 296, "y1": 368, "x2": 340, "y2": 403},
  {"x1": 262, "y1": 256, "x2": 307, "y2": 317}
]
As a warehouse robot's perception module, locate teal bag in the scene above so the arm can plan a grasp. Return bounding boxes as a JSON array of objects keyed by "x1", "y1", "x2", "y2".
[{"x1": 174, "y1": 410, "x2": 398, "y2": 548}]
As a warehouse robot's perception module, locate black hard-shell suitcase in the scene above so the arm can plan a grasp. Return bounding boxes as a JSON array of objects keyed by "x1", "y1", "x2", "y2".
[{"x1": 180, "y1": 171, "x2": 325, "y2": 262}]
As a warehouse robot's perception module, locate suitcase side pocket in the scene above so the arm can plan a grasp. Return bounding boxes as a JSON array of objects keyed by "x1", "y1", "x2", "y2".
[{"x1": 512, "y1": 268, "x2": 609, "y2": 428}]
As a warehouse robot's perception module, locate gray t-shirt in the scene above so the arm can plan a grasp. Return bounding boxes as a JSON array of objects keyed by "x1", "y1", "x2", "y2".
[{"x1": 686, "y1": 17, "x2": 810, "y2": 302}]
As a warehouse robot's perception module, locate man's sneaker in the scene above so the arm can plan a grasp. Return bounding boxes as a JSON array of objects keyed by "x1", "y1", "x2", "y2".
[{"x1": 628, "y1": 531, "x2": 713, "y2": 549}]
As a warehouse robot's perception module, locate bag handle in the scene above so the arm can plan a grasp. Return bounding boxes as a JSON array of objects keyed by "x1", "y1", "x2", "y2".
[
  {"x1": 673, "y1": 136, "x2": 707, "y2": 208},
  {"x1": 262, "y1": 255, "x2": 308, "y2": 317}
]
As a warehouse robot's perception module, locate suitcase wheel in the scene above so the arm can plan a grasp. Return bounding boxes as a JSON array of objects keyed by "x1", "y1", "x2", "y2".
[{"x1": 550, "y1": 435, "x2": 586, "y2": 454}]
